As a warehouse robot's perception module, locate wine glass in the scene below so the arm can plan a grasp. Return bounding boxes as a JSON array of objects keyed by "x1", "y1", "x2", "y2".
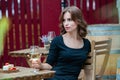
[
  {"x1": 47, "y1": 31, "x2": 56, "y2": 43},
  {"x1": 30, "y1": 46, "x2": 41, "y2": 73}
]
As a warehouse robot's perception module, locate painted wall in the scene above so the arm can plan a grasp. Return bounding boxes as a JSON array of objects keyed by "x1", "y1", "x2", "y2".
[{"x1": 40, "y1": 0, "x2": 61, "y2": 36}]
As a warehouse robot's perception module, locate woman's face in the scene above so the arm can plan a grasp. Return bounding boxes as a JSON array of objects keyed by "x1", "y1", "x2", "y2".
[{"x1": 63, "y1": 12, "x2": 77, "y2": 33}]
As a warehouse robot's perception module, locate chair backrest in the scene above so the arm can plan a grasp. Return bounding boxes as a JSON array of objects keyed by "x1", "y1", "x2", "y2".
[{"x1": 83, "y1": 38, "x2": 112, "y2": 80}]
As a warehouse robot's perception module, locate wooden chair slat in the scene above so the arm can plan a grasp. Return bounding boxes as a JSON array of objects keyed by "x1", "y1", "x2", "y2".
[
  {"x1": 95, "y1": 44, "x2": 109, "y2": 50},
  {"x1": 96, "y1": 50, "x2": 109, "y2": 55},
  {"x1": 95, "y1": 40, "x2": 110, "y2": 45}
]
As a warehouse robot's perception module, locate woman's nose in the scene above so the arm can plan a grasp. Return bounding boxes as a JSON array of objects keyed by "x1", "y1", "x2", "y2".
[{"x1": 64, "y1": 21, "x2": 69, "y2": 26}]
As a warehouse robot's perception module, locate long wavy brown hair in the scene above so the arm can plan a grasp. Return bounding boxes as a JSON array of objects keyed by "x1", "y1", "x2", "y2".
[{"x1": 59, "y1": 6, "x2": 88, "y2": 38}]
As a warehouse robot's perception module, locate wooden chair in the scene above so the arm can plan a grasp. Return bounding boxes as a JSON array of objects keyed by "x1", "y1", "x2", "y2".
[{"x1": 78, "y1": 38, "x2": 112, "y2": 80}]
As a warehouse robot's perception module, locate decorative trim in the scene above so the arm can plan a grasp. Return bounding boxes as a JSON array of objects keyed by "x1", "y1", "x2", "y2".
[
  {"x1": 110, "y1": 49, "x2": 120, "y2": 54},
  {"x1": 87, "y1": 24, "x2": 120, "y2": 36}
]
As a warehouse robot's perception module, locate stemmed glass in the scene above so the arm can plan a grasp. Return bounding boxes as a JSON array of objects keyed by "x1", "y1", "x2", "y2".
[
  {"x1": 29, "y1": 46, "x2": 41, "y2": 73},
  {"x1": 47, "y1": 31, "x2": 56, "y2": 43}
]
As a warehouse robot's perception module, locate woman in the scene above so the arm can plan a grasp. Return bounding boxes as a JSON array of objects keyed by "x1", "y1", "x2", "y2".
[{"x1": 31, "y1": 6, "x2": 91, "y2": 80}]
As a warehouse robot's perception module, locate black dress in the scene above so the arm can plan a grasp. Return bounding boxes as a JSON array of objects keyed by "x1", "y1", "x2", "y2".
[{"x1": 46, "y1": 35, "x2": 91, "y2": 80}]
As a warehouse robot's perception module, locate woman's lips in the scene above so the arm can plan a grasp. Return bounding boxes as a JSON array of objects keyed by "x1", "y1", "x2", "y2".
[{"x1": 65, "y1": 27, "x2": 70, "y2": 30}]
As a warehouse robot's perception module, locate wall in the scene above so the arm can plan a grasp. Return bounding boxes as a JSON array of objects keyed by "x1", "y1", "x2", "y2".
[{"x1": 40, "y1": 0, "x2": 61, "y2": 36}]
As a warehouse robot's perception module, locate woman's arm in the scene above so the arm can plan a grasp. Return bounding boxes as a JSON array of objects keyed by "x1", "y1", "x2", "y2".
[
  {"x1": 30, "y1": 59, "x2": 52, "y2": 70},
  {"x1": 40, "y1": 63, "x2": 52, "y2": 70}
]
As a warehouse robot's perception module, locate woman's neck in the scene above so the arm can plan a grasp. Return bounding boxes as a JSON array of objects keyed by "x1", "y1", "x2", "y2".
[{"x1": 64, "y1": 32, "x2": 81, "y2": 40}]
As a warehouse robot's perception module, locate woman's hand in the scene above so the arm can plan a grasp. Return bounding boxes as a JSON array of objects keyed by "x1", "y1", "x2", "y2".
[
  {"x1": 29, "y1": 58, "x2": 42, "y2": 69},
  {"x1": 28, "y1": 54, "x2": 52, "y2": 70}
]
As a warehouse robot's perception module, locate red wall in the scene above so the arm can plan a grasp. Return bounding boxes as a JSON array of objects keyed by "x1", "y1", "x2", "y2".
[
  {"x1": 39, "y1": 0, "x2": 118, "y2": 36},
  {"x1": 40, "y1": 0, "x2": 61, "y2": 36}
]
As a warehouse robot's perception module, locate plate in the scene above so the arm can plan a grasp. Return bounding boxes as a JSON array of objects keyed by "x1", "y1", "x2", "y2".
[{"x1": 0, "y1": 69, "x2": 19, "y2": 73}]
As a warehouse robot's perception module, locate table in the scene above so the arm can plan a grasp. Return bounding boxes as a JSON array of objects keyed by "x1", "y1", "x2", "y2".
[
  {"x1": 0, "y1": 66, "x2": 55, "y2": 80},
  {"x1": 9, "y1": 47, "x2": 49, "y2": 67},
  {"x1": 9, "y1": 47, "x2": 49, "y2": 56}
]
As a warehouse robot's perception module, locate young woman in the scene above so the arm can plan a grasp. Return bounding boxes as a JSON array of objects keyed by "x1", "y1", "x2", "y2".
[{"x1": 31, "y1": 6, "x2": 91, "y2": 80}]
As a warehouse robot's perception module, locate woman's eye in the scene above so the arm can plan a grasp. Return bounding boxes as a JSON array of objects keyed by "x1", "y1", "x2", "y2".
[
  {"x1": 68, "y1": 18, "x2": 72, "y2": 21},
  {"x1": 62, "y1": 19, "x2": 65, "y2": 22}
]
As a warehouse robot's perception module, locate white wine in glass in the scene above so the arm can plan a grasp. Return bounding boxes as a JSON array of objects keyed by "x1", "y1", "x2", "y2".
[{"x1": 30, "y1": 46, "x2": 41, "y2": 73}]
